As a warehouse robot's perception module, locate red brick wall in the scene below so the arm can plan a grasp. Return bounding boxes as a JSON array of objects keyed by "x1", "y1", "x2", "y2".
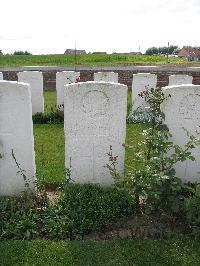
[{"x1": 2, "y1": 68, "x2": 200, "y2": 90}]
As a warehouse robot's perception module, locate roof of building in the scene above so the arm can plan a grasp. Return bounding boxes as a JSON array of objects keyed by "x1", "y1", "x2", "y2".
[
  {"x1": 64, "y1": 49, "x2": 87, "y2": 54},
  {"x1": 178, "y1": 48, "x2": 200, "y2": 57}
]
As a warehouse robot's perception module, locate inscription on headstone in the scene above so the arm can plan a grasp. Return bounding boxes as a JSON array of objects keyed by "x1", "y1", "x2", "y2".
[{"x1": 64, "y1": 81, "x2": 127, "y2": 185}]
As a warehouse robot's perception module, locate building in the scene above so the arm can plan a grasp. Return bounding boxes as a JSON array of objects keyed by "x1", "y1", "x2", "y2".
[
  {"x1": 64, "y1": 49, "x2": 87, "y2": 55},
  {"x1": 92, "y1": 52, "x2": 107, "y2": 54},
  {"x1": 178, "y1": 48, "x2": 200, "y2": 61},
  {"x1": 112, "y1": 52, "x2": 142, "y2": 55}
]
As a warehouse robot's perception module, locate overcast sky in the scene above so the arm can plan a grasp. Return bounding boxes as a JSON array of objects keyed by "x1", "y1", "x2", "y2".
[{"x1": 0, "y1": 0, "x2": 200, "y2": 54}]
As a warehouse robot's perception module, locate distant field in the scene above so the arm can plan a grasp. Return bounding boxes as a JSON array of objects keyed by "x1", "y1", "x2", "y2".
[{"x1": 0, "y1": 54, "x2": 198, "y2": 67}]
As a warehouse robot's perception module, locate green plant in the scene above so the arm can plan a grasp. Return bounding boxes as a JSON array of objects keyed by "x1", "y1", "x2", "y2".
[
  {"x1": 107, "y1": 87, "x2": 200, "y2": 215},
  {"x1": 59, "y1": 184, "x2": 134, "y2": 237},
  {"x1": 184, "y1": 183, "x2": 200, "y2": 237},
  {"x1": 32, "y1": 110, "x2": 64, "y2": 124}
]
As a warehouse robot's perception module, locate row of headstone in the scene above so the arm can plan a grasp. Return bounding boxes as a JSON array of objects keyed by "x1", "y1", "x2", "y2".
[
  {"x1": 0, "y1": 80, "x2": 127, "y2": 195},
  {"x1": 1, "y1": 70, "x2": 119, "y2": 115},
  {"x1": 132, "y1": 73, "x2": 193, "y2": 112},
  {"x1": 55, "y1": 71, "x2": 118, "y2": 108},
  {"x1": 1, "y1": 76, "x2": 200, "y2": 196},
  {"x1": 131, "y1": 73, "x2": 200, "y2": 182},
  {"x1": 1, "y1": 70, "x2": 194, "y2": 116}
]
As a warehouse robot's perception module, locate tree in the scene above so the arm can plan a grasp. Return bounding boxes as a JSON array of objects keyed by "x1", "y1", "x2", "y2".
[
  {"x1": 13, "y1": 50, "x2": 32, "y2": 55},
  {"x1": 145, "y1": 47, "x2": 159, "y2": 55},
  {"x1": 0, "y1": 50, "x2": 3, "y2": 55},
  {"x1": 145, "y1": 45, "x2": 179, "y2": 55}
]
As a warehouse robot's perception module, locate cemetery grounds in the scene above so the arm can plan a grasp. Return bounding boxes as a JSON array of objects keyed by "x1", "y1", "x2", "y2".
[{"x1": 2, "y1": 90, "x2": 200, "y2": 265}]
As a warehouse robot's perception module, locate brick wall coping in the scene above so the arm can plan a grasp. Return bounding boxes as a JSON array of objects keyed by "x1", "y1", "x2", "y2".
[{"x1": 1, "y1": 65, "x2": 200, "y2": 73}]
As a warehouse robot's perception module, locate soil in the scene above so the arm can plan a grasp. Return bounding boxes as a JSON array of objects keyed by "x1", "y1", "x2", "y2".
[{"x1": 83, "y1": 214, "x2": 189, "y2": 241}]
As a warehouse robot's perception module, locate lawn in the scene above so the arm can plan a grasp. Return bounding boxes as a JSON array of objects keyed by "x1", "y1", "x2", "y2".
[
  {"x1": 1, "y1": 238, "x2": 200, "y2": 265},
  {"x1": 0, "y1": 53, "x2": 194, "y2": 67}
]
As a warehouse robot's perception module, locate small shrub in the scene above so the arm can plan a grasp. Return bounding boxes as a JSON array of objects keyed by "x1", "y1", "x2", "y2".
[
  {"x1": 32, "y1": 110, "x2": 64, "y2": 124},
  {"x1": 0, "y1": 184, "x2": 134, "y2": 240},
  {"x1": 107, "y1": 87, "x2": 200, "y2": 215},
  {"x1": 58, "y1": 184, "x2": 134, "y2": 236}
]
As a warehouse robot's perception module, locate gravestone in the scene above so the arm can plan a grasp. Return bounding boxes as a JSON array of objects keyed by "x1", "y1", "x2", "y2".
[
  {"x1": 64, "y1": 81, "x2": 127, "y2": 185},
  {"x1": 0, "y1": 81, "x2": 36, "y2": 196},
  {"x1": 168, "y1": 74, "x2": 193, "y2": 86},
  {"x1": 132, "y1": 73, "x2": 157, "y2": 111},
  {"x1": 0, "y1": 72, "x2": 3, "y2": 80},
  {"x1": 56, "y1": 71, "x2": 80, "y2": 110},
  {"x1": 94, "y1": 72, "x2": 118, "y2": 83},
  {"x1": 162, "y1": 84, "x2": 200, "y2": 182},
  {"x1": 18, "y1": 71, "x2": 44, "y2": 114}
]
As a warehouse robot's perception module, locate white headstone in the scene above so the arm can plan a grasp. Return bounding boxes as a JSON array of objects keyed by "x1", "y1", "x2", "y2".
[
  {"x1": 18, "y1": 71, "x2": 44, "y2": 114},
  {"x1": 56, "y1": 71, "x2": 80, "y2": 110},
  {"x1": 168, "y1": 74, "x2": 193, "y2": 86},
  {"x1": 64, "y1": 81, "x2": 127, "y2": 185},
  {"x1": 132, "y1": 73, "x2": 157, "y2": 111},
  {"x1": 0, "y1": 72, "x2": 3, "y2": 80},
  {"x1": 0, "y1": 81, "x2": 36, "y2": 196},
  {"x1": 162, "y1": 84, "x2": 200, "y2": 182},
  {"x1": 94, "y1": 72, "x2": 118, "y2": 83}
]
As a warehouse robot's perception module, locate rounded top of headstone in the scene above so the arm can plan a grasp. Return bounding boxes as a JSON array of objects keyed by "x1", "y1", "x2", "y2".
[
  {"x1": 56, "y1": 71, "x2": 80, "y2": 76},
  {"x1": 133, "y1": 73, "x2": 157, "y2": 77},
  {"x1": 0, "y1": 80, "x2": 31, "y2": 95},
  {"x1": 169, "y1": 74, "x2": 191, "y2": 78},
  {"x1": 17, "y1": 71, "x2": 43, "y2": 78},
  {"x1": 64, "y1": 81, "x2": 127, "y2": 90},
  {"x1": 163, "y1": 84, "x2": 200, "y2": 91},
  {"x1": 57, "y1": 71, "x2": 80, "y2": 74},
  {"x1": 95, "y1": 72, "x2": 117, "y2": 74}
]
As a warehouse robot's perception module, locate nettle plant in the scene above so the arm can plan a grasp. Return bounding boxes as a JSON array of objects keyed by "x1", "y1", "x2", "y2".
[{"x1": 107, "y1": 87, "x2": 200, "y2": 215}]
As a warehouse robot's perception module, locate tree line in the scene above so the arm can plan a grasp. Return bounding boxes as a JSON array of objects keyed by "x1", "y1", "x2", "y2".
[
  {"x1": 0, "y1": 50, "x2": 32, "y2": 55},
  {"x1": 145, "y1": 46, "x2": 200, "y2": 55}
]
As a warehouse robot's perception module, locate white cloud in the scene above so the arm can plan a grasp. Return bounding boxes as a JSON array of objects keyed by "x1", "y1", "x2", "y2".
[{"x1": 0, "y1": 0, "x2": 199, "y2": 54}]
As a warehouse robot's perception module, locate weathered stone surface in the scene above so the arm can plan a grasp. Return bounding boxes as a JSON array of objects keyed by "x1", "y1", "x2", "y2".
[
  {"x1": 168, "y1": 74, "x2": 193, "y2": 86},
  {"x1": 132, "y1": 73, "x2": 157, "y2": 111},
  {"x1": 94, "y1": 72, "x2": 118, "y2": 83},
  {"x1": 0, "y1": 81, "x2": 36, "y2": 196},
  {"x1": 18, "y1": 71, "x2": 44, "y2": 114},
  {"x1": 64, "y1": 81, "x2": 127, "y2": 185},
  {"x1": 0, "y1": 72, "x2": 3, "y2": 80},
  {"x1": 56, "y1": 71, "x2": 80, "y2": 110},
  {"x1": 162, "y1": 84, "x2": 200, "y2": 182}
]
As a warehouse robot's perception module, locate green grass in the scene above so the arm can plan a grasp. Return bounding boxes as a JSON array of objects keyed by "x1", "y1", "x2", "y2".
[
  {"x1": 0, "y1": 54, "x2": 193, "y2": 67},
  {"x1": 44, "y1": 90, "x2": 57, "y2": 112},
  {"x1": 34, "y1": 124, "x2": 65, "y2": 185},
  {"x1": 1, "y1": 238, "x2": 200, "y2": 265}
]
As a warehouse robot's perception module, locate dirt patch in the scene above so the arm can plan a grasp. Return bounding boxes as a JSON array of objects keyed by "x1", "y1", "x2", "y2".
[{"x1": 83, "y1": 214, "x2": 188, "y2": 241}]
